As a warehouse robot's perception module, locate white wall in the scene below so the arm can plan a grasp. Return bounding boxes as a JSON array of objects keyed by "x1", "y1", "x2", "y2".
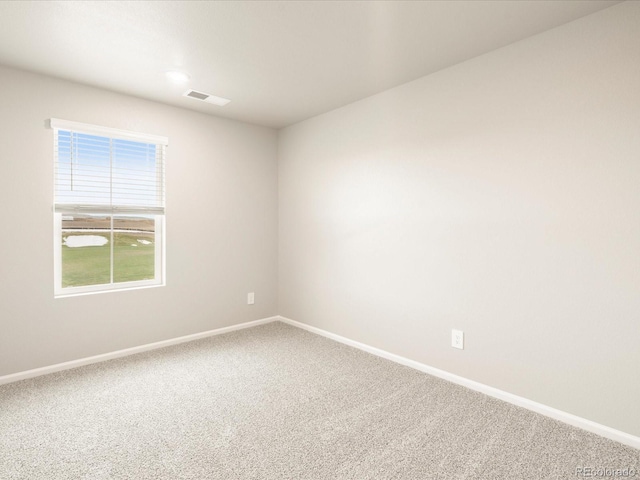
[
  {"x1": 0, "y1": 66, "x2": 278, "y2": 376},
  {"x1": 278, "y1": 2, "x2": 640, "y2": 437}
]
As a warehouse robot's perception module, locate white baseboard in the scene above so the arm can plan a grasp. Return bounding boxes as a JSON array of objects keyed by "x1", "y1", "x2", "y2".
[
  {"x1": 2, "y1": 313, "x2": 637, "y2": 449},
  {"x1": 277, "y1": 315, "x2": 640, "y2": 450},
  {"x1": 0, "y1": 316, "x2": 279, "y2": 386}
]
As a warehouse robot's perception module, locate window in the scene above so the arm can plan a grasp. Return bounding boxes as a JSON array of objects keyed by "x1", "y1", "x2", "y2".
[{"x1": 51, "y1": 119, "x2": 167, "y2": 296}]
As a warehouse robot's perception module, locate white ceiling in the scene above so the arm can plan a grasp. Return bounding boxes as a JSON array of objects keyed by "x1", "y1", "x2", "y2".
[{"x1": 0, "y1": 1, "x2": 621, "y2": 128}]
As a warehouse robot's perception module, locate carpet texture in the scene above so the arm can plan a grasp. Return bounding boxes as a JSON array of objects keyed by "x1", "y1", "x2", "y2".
[{"x1": 0, "y1": 322, "x2": 637, "y2": 479}]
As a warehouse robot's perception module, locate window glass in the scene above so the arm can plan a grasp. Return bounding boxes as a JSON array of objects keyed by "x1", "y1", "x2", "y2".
[{"x1": 113, "y1": 215, "x2": 156, "y2": 284}]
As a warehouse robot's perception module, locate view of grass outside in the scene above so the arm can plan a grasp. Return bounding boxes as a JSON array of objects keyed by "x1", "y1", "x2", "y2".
[
  {"x1": 113, "y1": 232, "x2": 155, "y2": 283},
  {"x1": 61, "y1": 215, "x2": 155, "y2": 288},
  {"x1": 61, "y1": 235, "x2": 110, "y2": 287}
]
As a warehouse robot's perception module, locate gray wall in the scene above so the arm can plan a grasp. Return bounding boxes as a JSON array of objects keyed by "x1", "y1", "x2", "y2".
[
  {"x1": 278, "y1": 2, "x2": 640, "y2": 437},
  {"x1": 0, "y1": 66, "x2": 279, "y2": 376}
]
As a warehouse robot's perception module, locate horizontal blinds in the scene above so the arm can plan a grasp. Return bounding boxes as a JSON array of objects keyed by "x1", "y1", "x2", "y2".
[{"x1": 53, "y1": 121, "x2": 166, "y2": 215}]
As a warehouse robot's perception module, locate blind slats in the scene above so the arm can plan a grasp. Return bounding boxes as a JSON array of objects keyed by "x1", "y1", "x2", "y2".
[
  {"x1": 53, "y1": 125, "x2": 166, "y2": 214},
  {"x1": 54, "y1": 204, "x2": 165, "y2": 215}
]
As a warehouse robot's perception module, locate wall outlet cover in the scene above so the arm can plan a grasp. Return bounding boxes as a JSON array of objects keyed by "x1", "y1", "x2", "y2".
[{"x1": 452, "y1": 329, "x2": 464, "y2": 349}]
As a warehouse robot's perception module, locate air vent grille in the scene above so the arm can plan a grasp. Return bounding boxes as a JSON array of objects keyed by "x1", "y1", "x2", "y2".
[
  {"x1": 183, "y1": 90, "x2": 230, "y2": 106},
  {"x1": 186, "y1": 90, "x2": 209, "y2": 100}
]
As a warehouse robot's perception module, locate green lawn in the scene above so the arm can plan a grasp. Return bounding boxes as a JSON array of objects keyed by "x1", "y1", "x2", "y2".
[{"x1": 62, "y1": 232, "x2": 155, "y2": 288}]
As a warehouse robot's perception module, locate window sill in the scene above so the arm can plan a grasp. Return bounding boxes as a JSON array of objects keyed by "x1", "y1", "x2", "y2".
[{"x1": 55, "y1": 281, "x2": 165, "y2": 299}]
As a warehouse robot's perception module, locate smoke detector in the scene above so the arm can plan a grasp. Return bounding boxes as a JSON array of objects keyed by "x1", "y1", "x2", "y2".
[{"x1": 183, "y1": 89, "x2": 230, "y2": 106}]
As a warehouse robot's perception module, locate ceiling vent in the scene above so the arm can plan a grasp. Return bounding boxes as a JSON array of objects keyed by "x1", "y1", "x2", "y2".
[{"x1": 183, "y1": 90, "x2": 230, "y2": 106}]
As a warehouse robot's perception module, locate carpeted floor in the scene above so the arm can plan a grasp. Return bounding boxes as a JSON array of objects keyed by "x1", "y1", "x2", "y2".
[{"x1": 0, "y1": 321, "x2": 637, "y2": 479}]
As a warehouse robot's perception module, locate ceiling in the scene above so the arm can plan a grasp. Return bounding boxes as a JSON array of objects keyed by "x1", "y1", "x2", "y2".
[{"x1": 0, "y1": 1, "x2": 622, "y2": 128}]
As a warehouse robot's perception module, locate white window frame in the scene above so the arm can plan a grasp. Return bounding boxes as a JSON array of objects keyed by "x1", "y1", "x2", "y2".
[{"x1": 51, "y1": 119, "x2": 168, "y2": 297}]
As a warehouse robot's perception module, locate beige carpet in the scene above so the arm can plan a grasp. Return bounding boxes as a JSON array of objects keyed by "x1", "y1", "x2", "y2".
[{"x1": 0, "y1": 321, "x2": 638, "y2": 479}]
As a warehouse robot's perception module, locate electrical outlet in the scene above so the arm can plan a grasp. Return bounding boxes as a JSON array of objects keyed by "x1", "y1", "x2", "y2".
[
  {"x1": 247, "y1": 292, "x2": 255, "y2": 305},
  {"x1": 452, "y1": 329, "x2": 464, "y2": 349}
]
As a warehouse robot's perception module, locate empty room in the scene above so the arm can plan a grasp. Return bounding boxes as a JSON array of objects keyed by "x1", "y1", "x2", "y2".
[{"x1": 0, "y1": 1, "x2": 638, "y2": 478}]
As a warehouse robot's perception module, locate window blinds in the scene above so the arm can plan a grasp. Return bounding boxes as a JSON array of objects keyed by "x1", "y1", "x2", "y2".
[{"x1": 51, "y1": 119, "x2": 167, "y2": 215}]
